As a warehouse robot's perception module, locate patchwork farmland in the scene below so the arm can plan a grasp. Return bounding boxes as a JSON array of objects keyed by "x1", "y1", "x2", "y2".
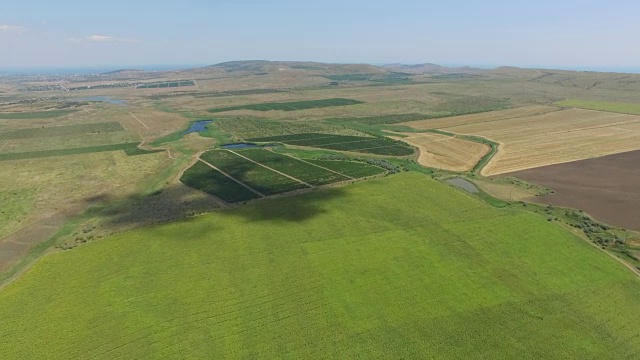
[
  {"x1": 3, "y1": 59, "x2": 640, "y2": 359},
  {"x1": 402, "y1": 107, "x2": 640, "y2": 175},
  {"x1": 181, "y1": 149, "x2": 386, "y2": 202}
]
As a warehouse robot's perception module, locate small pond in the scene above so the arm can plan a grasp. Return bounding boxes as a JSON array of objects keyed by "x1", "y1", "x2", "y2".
[
  {"x1": 220, "y1": 142, "x2": 261, "y2": 149},
  {"x1": 446, "y1": 178, "x2": 479, "y2": 193},
  {"x1": 80, "y1": 96, "x2": 127, "y2": 106},
  {"x1": 183, "y1": 120, "x2": 213, "y2": 135}
]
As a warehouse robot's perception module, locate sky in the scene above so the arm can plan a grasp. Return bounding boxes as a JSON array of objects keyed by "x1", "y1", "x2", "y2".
[{"x1": 1, "y1": 0, "x2": 640, "y2": 71}]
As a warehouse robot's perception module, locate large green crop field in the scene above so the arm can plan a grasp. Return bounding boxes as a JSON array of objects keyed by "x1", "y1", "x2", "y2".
[
  {"x1": 0, "y1": 121, "x2": 124, "y2": 140},
  {"x1": 0, "y1": 173, "x2": 638, "y2": 359},
  {"x1": 0, "y1": 109, "x2": 76, "y2": 119},
  {"x1": 208, "y1": 98, "x2": 364, "y2": 113},
  {"x1": 557, "y1": 99, "x2": 640, "y2": 115},
  {"x1": 248, "y1": 132, "x2": 414, "y2": 156},
  {"x1": 0, "y1": 142, "x2": 159, "y2": 161}
]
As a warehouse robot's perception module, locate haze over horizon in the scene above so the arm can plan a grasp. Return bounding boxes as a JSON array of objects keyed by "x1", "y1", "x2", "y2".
[{"x1": 2, "y1": 0, "x2": 639, "y2": 72}]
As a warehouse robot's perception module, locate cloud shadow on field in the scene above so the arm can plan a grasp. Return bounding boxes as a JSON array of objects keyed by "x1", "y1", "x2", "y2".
[
  {"x1": 80, "y1": 179, "x2": 352, "y2": 235},
  {"x1": 225, "y1": 186, "x2": 349, "y2": 223}
]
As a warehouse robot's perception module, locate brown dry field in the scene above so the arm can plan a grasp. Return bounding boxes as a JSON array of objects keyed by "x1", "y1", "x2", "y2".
[
  {"x1": 403, "y1": 107, "x2": 640, "y2": 175},
  {"x1": 392, "y1": 132, "x2": 490, "y2": 171},
  {"x1": 510, "y1": 150, "x2": 640, "y2": 231}
]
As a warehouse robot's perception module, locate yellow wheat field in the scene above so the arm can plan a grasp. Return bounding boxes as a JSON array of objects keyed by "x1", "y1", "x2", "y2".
[
  {"x1": 393, "y1": 132, "x2": 490, "y2": 172},
  {"x1": 402, "y1": 107, "x2": 640, "y2": 175}
]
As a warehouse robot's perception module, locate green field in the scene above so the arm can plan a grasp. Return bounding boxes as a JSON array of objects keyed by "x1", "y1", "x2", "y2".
[
  {"x1": 323, "y1": 73, "x2": 412, "y2": 84},
  {"x1": 237, "y1": 149, "x2": 349, "y2": 186},
  {"x1": 208, "y1": 98, "x2": 364, "y2": 113},
  {"x1": 180, "y1": 161, "x2": 260, "y2": 203},
  {"x1": 200, "y1": 150, "x2": 309, "y2": 195},
  {"x1": 0, "y1": 189, "x2": 36, "y2": 238},
  {"x1": 0, "y1": 110, "x2": 76, "y2": 119},
  {"x1": 0, "y1": 142, "x2": 159, "y2": 161},
  {"x1": 0, "y1": 122, "x2": 124, "y2": 140},
  {"x1": 0, "y1": 173, "x2": 638, "y2": 359},
  {"x1": 137, "y1": 80, "x2": 195, "y2": 89},
  {"x1": 215, "y1": 118, "x2": 350, "y2": 140},
  {"x1": 248, "y1": 133, "x2": 414, "y2": 156},
  {"x1": 326, "y1": 113, "x2": 428, "y2": 125},
  {"x1": 307, "y1": 159, "x2": 386, "y2": 178},
  {"x1": 557, "y1": 99, "x2": 640, "y2": 115},
  {"x1": 195, "y1": 89, "x2": 286, "y2": 98}
]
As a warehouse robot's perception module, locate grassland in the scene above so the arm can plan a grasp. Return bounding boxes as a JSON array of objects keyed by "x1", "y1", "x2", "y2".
[
  {"x1": 208, "y1": 98, "x2": 364, "y2": 113},
  {"x1": 0, "y1": 149, "x2": 171, "y2": 274},
  {"x1": 0, "y1": 189, "x2": 37, "y2": 238},
  {"x1": 0, "y1": 122, "x2": 124, "y2": 140},
  {"x1": 0, "y1": 142, "x2": 159, "y2": 161},
  {"x1": 0, "y1": 174, "x2": 638, "y2": 359},
  {"x1": 557, "y1": 99, "x2": 640, "y2": 115},
  {"x1": 0, "y1": 110, "x2": 76, "y2": 119},
  {"x1": 402, "y1": 107, "x2": 640, "y2": 175},
  {"x1": 392, "y1": 131, "x2": 490, "y2": 172},
  {"x1": 248, "y1": 133, "x2": 414, "y2": 156}
]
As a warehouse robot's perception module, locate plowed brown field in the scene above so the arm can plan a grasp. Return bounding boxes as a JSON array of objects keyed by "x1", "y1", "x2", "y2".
[{"x1": 510, "y1": 150, "x2": 640, "y2": 231}]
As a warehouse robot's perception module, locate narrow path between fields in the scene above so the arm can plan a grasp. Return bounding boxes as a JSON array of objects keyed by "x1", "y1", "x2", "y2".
[
  {"x1": 269, "y1": 150, "x2": 354, "y2": 180},
  {"x1": 226, "y1": 150, "x2": 314, "y2": 188},
  {"x1": 199, "y1": 159, "x2": 266, "y2": 197},
  {"x1": 129, "y1": 112, "x2": 150, "y2": 129}
]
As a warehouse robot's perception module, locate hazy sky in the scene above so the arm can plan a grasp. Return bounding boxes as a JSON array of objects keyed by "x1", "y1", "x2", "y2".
[{"x1": 2, "y1": 0, "x2": 640, "y2": 70}]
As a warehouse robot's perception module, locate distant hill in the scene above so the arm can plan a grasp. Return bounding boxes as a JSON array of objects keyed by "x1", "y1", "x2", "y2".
[
  {"x1": 383, "y1": 63, "x2": 486, "y2": 74},
  {"x1": 99, "y1": 69, "x2": 145, "y2": 75},
  {"x1": 206, "y1": 60, "x2": 385, "y2": 75}
]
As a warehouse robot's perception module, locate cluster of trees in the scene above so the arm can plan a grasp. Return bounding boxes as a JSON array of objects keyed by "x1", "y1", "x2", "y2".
[{"x1": 565, "y1": 210, "x2": 624, "y2": 248}]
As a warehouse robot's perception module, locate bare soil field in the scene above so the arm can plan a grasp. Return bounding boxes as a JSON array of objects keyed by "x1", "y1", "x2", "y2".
[
  {"x1": 403, "y1": 107, "x2": 640, "y2": 175},
  {"x1": 510, "y1": 150, "x2": 640, "y2": 231},
  {"x1": 392, "y1": 132, "x2": 490, "y2": 171}
]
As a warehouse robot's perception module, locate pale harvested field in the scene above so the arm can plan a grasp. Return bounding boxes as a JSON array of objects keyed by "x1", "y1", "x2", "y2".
[
  {"x1": 393, "y1": 132, "x2": 490, "y2": 171},
  {"x1": 402, "y1": 108, "x2": 640, "y2": 175},
  {"x1": 403, "y1": 105, "x2": 561, "y2": 130}
]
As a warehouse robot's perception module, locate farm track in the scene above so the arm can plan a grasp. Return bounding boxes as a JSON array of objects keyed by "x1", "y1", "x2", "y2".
[{"x1": 128, "y1": 112, "x2": 149, "y2": 129}]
